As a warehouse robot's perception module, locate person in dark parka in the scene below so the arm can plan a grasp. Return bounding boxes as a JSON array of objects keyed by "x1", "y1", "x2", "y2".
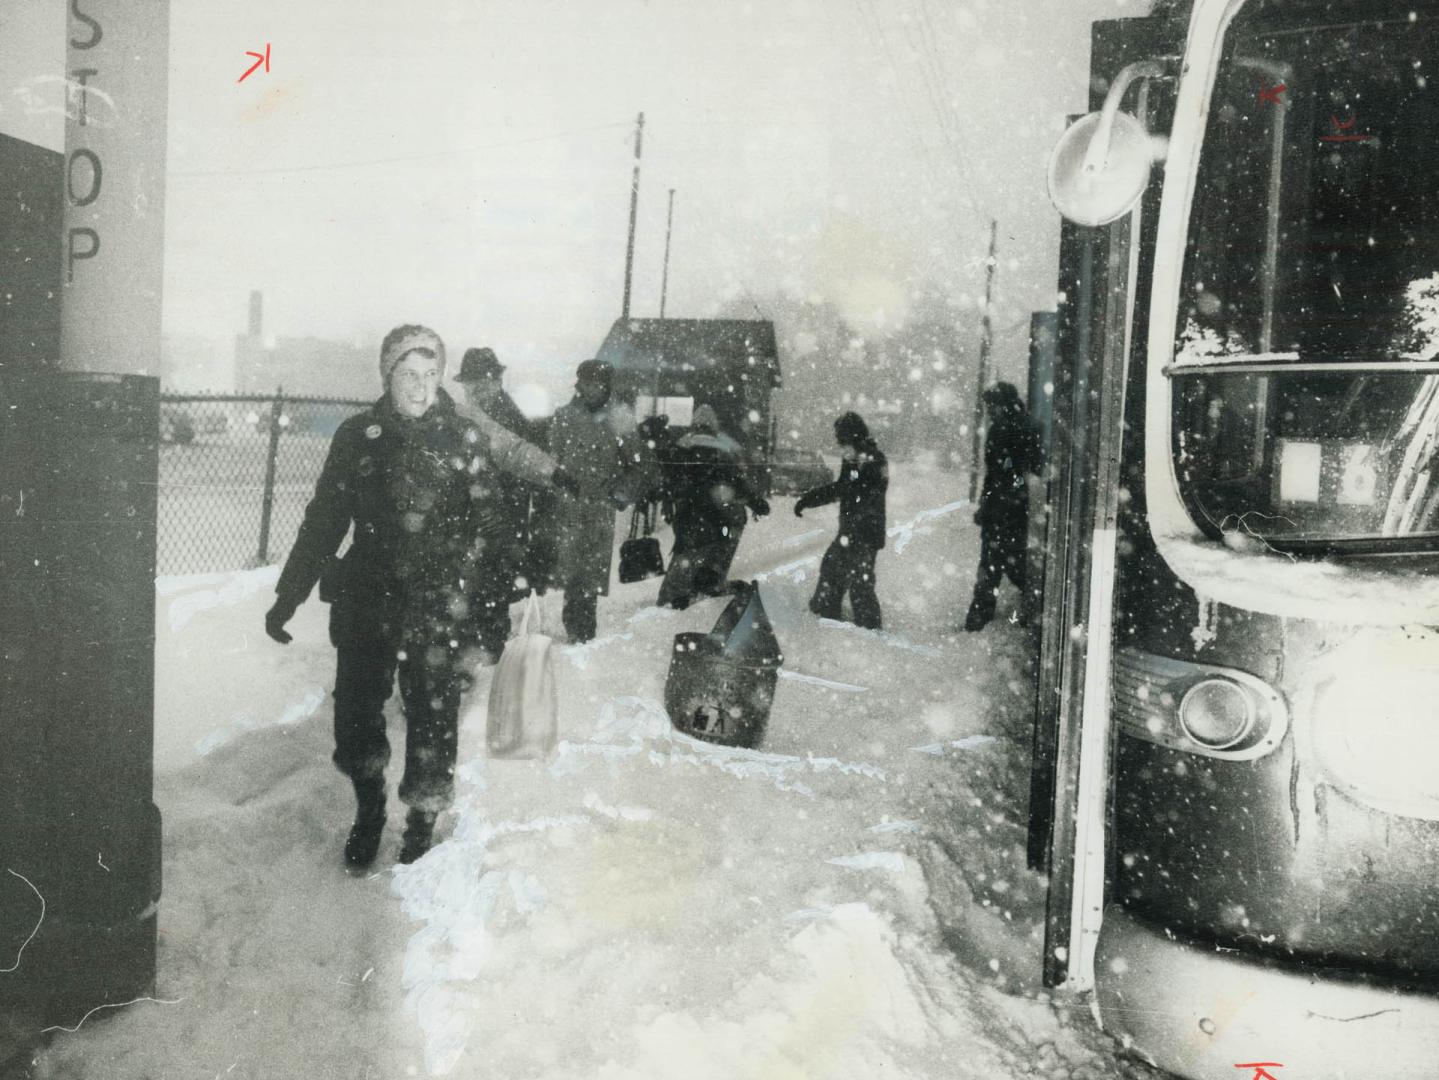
[
  {"x1": 263, "y1": 324, "x2": 566, "y2": 868},
  {"x1": 547, "y1": 359, "x2": 652, "y2": 643},
  {"x1": 656, "y1": 404, "x2": 769, "y2": 610},
  {"x1": 794, "y1": 412, "x2": 888, "y2": 630},
  {"x1": 964, "y1": 381, "x2": 1042, "y2": 631},
  {"x1": 453, "y1": 346, "x2": 556, "y2": 660}
]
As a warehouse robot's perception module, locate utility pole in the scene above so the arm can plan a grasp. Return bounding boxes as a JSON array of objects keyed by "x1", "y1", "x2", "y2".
[
  {"x1": 621, "y1": 111, "x2": 645, "y2": 319},
  {"x1": 968, "y1": 218, "x2": 998, "y2": 502},
  {"x1": 659, "y1": 188, "x2": 676, "y2": 318}
]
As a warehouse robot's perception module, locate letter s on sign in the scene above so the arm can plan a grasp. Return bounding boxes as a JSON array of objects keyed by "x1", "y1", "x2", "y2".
[{"x1": 69, "y1": 0, "x2": 101, "y2": 50}]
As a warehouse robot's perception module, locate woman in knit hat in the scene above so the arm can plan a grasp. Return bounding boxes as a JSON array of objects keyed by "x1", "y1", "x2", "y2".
[{"x1": 263, "y1": 323, "x2": 565, "y2": 867}]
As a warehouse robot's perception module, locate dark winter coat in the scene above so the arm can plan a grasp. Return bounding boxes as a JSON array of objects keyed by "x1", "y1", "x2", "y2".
[
  {"x1": 547, "y1": 398, "x2": 649, "y2": 595},
  {"x1": 667, "y1": 431, "x2": 761, "y2": 553},
  {"x1": 476, "y1": 387, "x2": 544, "y2": 446},
  {"x1": 795, "y1": 439, "x2": 889, "y2": 550},
  {"x1": 455, "y1": 392, "x2": 555, "y2": 601},
  {"x1": 977, "y1": 408, "x2": 1041, "y2": 534},
  {"x1": 275, "y1": 389, "x2": 500, "y2": 647}
]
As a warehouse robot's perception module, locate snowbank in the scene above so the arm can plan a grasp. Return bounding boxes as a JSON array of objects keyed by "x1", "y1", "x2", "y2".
[{"x1": 35, "y1": 460, "x2": 1159, "y2": 1080}]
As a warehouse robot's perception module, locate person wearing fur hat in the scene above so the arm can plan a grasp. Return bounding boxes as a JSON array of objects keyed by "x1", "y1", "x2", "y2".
[
  {"x1": 794, "y1": 411, "x2": 889, "y2": 630},
  {"x1": 656, "y1": 404, "x2": 769, "y2": 609},
  {"x1": 546, "y1": 359, "x2": 652, "y2": 642},
  {"x1": 263, "y1": 324, "x2": 568, "y2": 869}
]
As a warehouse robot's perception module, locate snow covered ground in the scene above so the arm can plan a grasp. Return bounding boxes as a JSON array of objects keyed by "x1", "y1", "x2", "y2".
[{"x1": 35, "y1": 456, "x2": 1163, "y2": 1080}]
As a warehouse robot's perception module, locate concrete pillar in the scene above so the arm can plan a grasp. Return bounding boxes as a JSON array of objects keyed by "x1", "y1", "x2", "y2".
[{"x1": 61, "y1": 1, "x2": 169, "y2": 376}]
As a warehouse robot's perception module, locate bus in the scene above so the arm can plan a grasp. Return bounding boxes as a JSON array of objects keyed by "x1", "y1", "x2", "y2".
[{"x1": 1032, "y1": 2, "x2": 1439, "y2": 1077}]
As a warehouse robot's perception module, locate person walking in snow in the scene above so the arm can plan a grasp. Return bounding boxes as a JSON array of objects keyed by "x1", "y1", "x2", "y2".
[
  {"x1": 656, "y1": 404, "x2": 769, "y2": 610},
  {"x1": 453, "y1": 346, "x2": 560, "y2": 662},
  {"x1": 546, "y1": 359, "x2": 652, "y2": 643},
  {"x1": 263, "y1": 324, "x2": 573, "y2": 869},
  {"x1": 794, "y1": 411, "x2": 888, "y2": 630},
  {"x1": 963, "y1": 381, "x2": 1041, "y2": 632}
]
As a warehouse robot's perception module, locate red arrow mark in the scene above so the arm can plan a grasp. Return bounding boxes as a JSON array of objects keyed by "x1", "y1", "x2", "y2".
[
  {"x1": 1258, "y1": 81, "x2": 1286, "y2": 106},
  {"x1": 238, "y1": 42, "x2": 271, "y2": 84},
  {"x1": 1319, "y1": 112, "x2": 1376, "y2": 142}
]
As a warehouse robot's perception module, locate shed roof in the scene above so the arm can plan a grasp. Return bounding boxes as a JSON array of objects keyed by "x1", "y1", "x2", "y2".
[{"x1": 595, "y1": 318, "x2": 781, "y2": 390}]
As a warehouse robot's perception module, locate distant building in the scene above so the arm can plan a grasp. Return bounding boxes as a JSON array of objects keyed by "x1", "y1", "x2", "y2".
[
  {"x1": 160, "y1": 333, "x2": 234, "y2": 393},
  {"x1": 233, "y1": 290, "x2": 374, "y2": 399}
]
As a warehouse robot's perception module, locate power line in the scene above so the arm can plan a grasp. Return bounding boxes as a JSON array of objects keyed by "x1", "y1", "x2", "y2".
[
  {"x1": 847, "y1": 0, "x2": 954, "y2": 200},
  {"x1": 168, "y1": 120, "x2": 633, "y2": 179}
]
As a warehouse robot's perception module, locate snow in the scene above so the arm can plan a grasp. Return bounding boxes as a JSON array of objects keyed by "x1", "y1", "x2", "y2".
[
  {"x1": 36, "y1": 456, "x2": 1160, "y2": 1080},
  {"x1": 1156, "y1": 526, "x2": 1439, "y2": 627}
]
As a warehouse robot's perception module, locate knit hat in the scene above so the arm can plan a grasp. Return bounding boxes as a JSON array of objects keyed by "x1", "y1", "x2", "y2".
[
  {"x1": 691, "y1": 404, "x2": 721, "y2": 433},
  {"x1": 379, "y1": 324, "x2": 446, "y2": 388},
  {"x1": 575, "y1": 358, "x2": 613, "y2": 389},
  {"x1": 834, "y1": 411, "x2": 870, "y2": 447},
  {"x1": 982, "y1": 381, "x2": 1022, "y2": 408}
]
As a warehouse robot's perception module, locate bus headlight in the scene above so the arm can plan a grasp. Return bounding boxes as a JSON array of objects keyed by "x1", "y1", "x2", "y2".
[
  {"x1": 1312, "y1": 657, "x2": 1439, "y2": 821},
  {"x1": 1179, "y1": 678, "x2": 1255, "y2": 749},
  {"x1": 1113, "y1": 649, "x2": 1288, "y2": 761}
]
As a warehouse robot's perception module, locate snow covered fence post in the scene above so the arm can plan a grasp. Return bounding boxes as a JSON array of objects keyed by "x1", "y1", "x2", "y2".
[{"x1": 255, "y1": 387, "x2": 285, "y2": 566}]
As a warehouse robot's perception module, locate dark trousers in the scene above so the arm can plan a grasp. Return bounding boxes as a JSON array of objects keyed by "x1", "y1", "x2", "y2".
[
  {"x1": 809, "y1": 539, "x2": 881, "y2": 630},
  {"x1": 330, "y1": 635, "x2": 461, "y2": 812},
  {"x1": 561, "y1": 580, "x2": 599, "y2": 643},
  {"x1": 966, "y1": 527, "x2": 1027, "y2": 629},
  {"x1": 466, "y1": 587, "x2": 513, "y2": 661}
]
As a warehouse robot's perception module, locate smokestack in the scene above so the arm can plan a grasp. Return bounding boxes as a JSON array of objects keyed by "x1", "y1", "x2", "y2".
[{"x1": 248, "y1": 290, "x2": 263, "y2": 337}]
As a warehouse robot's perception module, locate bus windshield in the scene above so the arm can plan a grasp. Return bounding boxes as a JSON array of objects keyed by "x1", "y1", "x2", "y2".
[{"x1": 1172, "y1": 4, "x2": 1439, "y2": 553}]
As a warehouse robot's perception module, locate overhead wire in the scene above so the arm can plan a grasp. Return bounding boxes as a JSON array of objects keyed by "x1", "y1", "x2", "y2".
[
  {"x1": 895, "y1": 0, "x2": 977, "y2": 207},
  {"x1": 168, "y1": 119, "x2": 634, "y2": 178},
  {"x1": 846, "y1": 0, "x2": 959, "y2": 205}
]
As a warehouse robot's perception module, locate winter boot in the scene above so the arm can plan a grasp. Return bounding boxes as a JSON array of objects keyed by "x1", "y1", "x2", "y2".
[
  {"x1": 344, "y1": 776, "x2": 387, "y2": 869},
  {"x1": 962, "y1": 607, "x2": 991, "y2": 632},
  {"x1": 398, "y1": 808, "x2": 439, "y2": 865}
]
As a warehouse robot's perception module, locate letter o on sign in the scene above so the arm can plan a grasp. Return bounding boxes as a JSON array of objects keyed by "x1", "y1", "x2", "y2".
[{"x1": 67, "y1": 148, "x2": 102, "y2": 207}]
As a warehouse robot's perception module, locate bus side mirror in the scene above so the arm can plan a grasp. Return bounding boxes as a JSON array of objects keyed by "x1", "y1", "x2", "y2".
[
  {"x1": 1047, "y1": 109, "x2": 1154, "y2": 227},
  {"x1": 1047, "y1": 58, "x2": 1174, "y2": 227}
]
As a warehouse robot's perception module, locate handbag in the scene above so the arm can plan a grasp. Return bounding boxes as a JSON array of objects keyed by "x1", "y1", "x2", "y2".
[
  {"x1": 484, "y1": 592, "x2": 559, "y2": 759},
  {"x1": 618, "y1": 503, "x2": 665, "y2": 584}
]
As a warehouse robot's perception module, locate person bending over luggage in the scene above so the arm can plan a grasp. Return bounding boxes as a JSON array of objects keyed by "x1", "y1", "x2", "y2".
[
  {"x1": 963, "y1": 381, "x2": 1041, "y2": 631},
  {"x1": 263, "y1": 324, "x2": 573, "y2": 869},
  {"x1": 657, "y1": 404, "x2": 769, "y2": 610},
  {"x1": 794, "y1": 412, "x2": 888, "y2": 630}
]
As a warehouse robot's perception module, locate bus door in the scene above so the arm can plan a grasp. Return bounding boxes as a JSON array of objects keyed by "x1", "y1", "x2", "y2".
[{"x1": 1027, "y1": 13, "x2": 1178, "y2": 991}]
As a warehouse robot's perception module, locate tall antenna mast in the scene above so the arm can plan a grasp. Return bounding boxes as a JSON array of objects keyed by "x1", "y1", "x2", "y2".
[
  {"x1": 659, "y1": 188, "x2": 676, "y2": 318},
  {"x1": 620, "y1": 111, "x2": 645, "y2": 319}
]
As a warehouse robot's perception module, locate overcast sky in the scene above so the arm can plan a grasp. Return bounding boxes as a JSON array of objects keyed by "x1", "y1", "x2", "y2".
[{"x1": 5, "y1": 0, "x2": 1149, "y2": 392}]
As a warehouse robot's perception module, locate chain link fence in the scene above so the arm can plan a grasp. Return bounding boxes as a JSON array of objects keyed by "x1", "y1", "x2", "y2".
[{"x1": 158, "y1": 392, "x2": 370, "y2": 576}]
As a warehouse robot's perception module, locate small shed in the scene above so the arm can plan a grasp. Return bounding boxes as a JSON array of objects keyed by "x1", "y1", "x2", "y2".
[{"x1": 595, "y1": 318, "x2": 782, "y2": 470}]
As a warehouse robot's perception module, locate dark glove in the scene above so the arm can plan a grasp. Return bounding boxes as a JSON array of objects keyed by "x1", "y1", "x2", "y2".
[
  {"x1": 973, "y1": 509, "x2": 983, "y2": 525},
  {"x1": 550, "y1": 467, "x2": 580, "y2": 495},
  {"x1": 264, "y1": 598, "x2": 297, "y2": 645},
  {"x1": 794, "y1": 503, "x2": 805, "y2": 518},
  {"x1": 751, "y1": 498, "x2": 770, "y2": 520}
]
